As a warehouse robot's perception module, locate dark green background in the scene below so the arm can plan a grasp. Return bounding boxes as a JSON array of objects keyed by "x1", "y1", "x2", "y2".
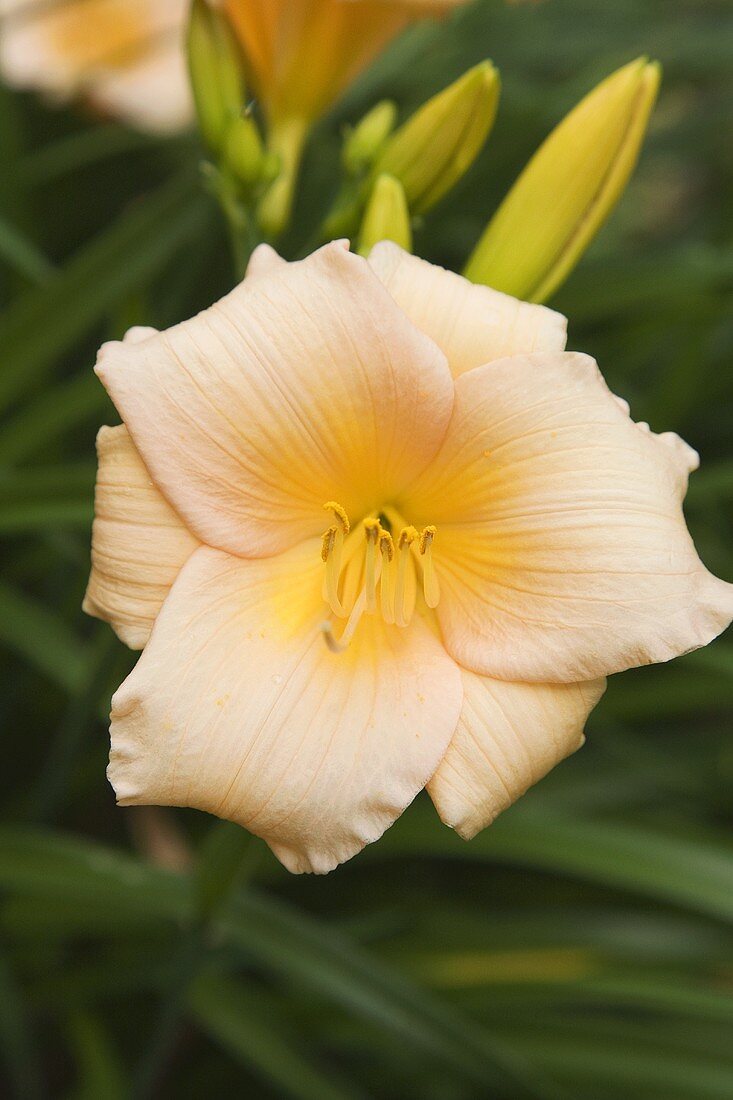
[{"x1": 1, "y1": 1, "x2": 732, "y2": 1096}]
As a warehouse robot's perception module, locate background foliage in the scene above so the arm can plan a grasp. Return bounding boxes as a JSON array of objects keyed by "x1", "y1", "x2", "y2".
[{"x1": 1, "y1": 0, "x2": 732, "y2": 1096}]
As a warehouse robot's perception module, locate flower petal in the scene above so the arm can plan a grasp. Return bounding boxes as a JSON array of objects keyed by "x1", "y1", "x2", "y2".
[
  {"x1": 96, "y1": 243, "x2": 453, "y2": 558},
  {"x1": 429, "y1": 671, "x2": 605, "y2": 839},
  {"x1": 0, "y1": 0, "x2": 191, "y2": 133},
  {"x1": 369, "y1": 242, "x2": 567, "y2": 378},
  {"x1": 83, "y1": 425, "x2": 199, "y2": 649},
  {"x1": 88, "y1": 40, "x2": 192, "y2": 134},
  {"x1": 404, "y1": 351, "x2": 733, "y2": 681},
  {"x1": 107, "y1": 542, "x2": 463, "y2": 874},
  {"x1": 244, "y1": 242, "x2": 288, "y2": 280}
]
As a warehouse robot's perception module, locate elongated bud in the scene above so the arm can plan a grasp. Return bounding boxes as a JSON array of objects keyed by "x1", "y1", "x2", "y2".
[
  {"x1": 358, "y1": 175, "x2": 412, "y2": 257},
  {"x1": 373, "y1": 61, "x2": 500, "y2": 214},
  {"x1": 222, "y1": 113, "x2": 266, "y2": 189},
  {"x1": 187, "y1": 0, "x2": 247, "y2": 153},
  {"x1": 343, "y1": 101, "x2": 398, "y2": 176},
  {"x1": 464, "y1": 57, "x2": 661, "y2": 302}
]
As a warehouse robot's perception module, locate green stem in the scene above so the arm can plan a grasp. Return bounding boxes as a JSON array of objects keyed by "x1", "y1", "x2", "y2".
[
  {"x1": 223, "y1": 200, "x2": 259, "y2": 281},
  {"x1": 257, "y1": 116, "x2": 309, "y2": 240}
]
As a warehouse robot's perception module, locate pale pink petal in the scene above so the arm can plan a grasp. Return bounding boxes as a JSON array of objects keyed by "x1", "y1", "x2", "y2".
[
  {"x1": 88, "y1": 42, "x2": 192, "y2": 134},
  {"x1": 245, "y1": 239, "x2": 349, "y2": 281},
  {"x1": 83, "y1": 425, "x2": 199, "y2": 649},
  {"x1": 96, "y1": 243, "x2": 453, "y2": 559},
  {"x1": 403, "y1": 351, "x2": 733, "y2": 682},
  {"x1": 369, "y1": 242, "x2": 567, "y2": 378},
  {"x1": 108, "y1": 542, "x2": 463, "y2": 874},
  {"x1": 429, "y1": 671, "x2": 605, "y2": 839},
  {"x1": 244, "y1": 243, "x2": 288, "y2": 281}
]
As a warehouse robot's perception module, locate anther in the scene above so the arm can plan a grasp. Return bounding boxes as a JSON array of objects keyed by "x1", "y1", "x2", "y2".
[
  {"x1": 321, "y1": 525, "x2": 337, "y2": 564},
  {"x1": 419, "y1": 525, "x2": 440, "y2": 609},
  {"x1": 321, "y1": 502, "x2": 351, "y2": 617},
  {"x1": 323, "y1": 501, "x2": 350, "y2": 534}
]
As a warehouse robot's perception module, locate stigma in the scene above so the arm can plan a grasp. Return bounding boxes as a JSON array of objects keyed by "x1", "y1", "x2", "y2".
[{"x1": 320, "y1": 502, "x2": 440, "y2": 652}]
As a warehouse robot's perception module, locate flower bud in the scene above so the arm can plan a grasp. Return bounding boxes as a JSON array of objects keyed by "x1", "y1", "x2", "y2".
[
  {"x1": 222, "y1": 113, "x2": 266, "y2": 189},
  {"x1": 464, "y1": 57, "x2": 661, "y2": 302},
  {"x1": 358, "y1": 175, "x2": 412, "y2": 257},
  {"x1": 187, "y1": 0, "x2": 246, "y2": 153},
  {"x1": 343, "y1": 101, "x2": 398, "y2": 177},
  {"x1": 372, "y1": 61, "x2": 500, "y2": 214}
]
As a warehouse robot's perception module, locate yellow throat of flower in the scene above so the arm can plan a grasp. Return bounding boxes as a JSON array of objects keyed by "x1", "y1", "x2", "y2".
[{"x1": 320, "y1": 501, "x2": 439, "y2": 652}]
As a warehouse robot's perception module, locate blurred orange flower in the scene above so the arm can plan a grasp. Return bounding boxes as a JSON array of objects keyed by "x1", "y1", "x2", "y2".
[
  {"x1": 218, "y1": 0, "x2": 466, "y2": 124},
  {"x1": 0, "y1": 0, "x2": 192, "y2": 132}
]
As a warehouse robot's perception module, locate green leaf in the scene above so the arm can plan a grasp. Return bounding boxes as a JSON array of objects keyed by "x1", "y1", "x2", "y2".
[
  {"x1": 190, "y1": 974, "x2": 362, "y2": 1100},
  {"x1": 0, "y1": 580, "x2": 92, "y2": 693},
  {"x1": 0, "y1": 952, "x2": 43, "y2": 1099},
  {"x1": 67, "y1": 1013, "x2": 127, "y2": 1100},
  {"x1": 0, "y1": 172, "x2": 210, "y2": 417},
  {"x1": 0, "y1": 214, "x2": 54, "y2": 284},
  {"x1": 0, "y1": 373, "x2": 109, "y2": 466},
  {"x1": 220, "y1": 891, "x2": 550, "y2": 1098},
  {"x1": 376, "y1": 800, "x2": 733, "y2": 924}
]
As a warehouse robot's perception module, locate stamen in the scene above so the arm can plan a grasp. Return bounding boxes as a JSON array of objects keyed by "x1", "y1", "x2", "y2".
[
  {"x1": 323, "y1": 555, "x2": 383, "y2": 653},
  {"x1": 363, "y1": 519, "x2": 381, "y2": 613},
  {"x1": 379, "y1": 530, "x2": 395, "y2": 624},
  {"x1": 419, "y1": 525, "x2": 440, "y2": 609},
  {"x1": 321, "y1": 501, "x2": 350, "y2": 618},
  {"x1": 394, "y1": 526, "x2": 418, "y2": 628},
  {"x1": 323, "y1": 501, "x2": 350, "y2": 535}
]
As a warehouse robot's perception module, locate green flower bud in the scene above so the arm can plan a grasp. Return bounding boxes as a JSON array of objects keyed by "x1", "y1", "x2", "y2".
[
  {"x1": 373, "y1": 61, "x2": 500, "y2": 214},
  {"x1": 358, "y1": 175, "x2": 412, "y2": 257},
  {"x1": 342, "y1": 101, "x2": 398, "y2": 177},
  {"x1": 464, "y1": 57, "x2": 661, "y2": 302},
  {"x1": 187, "y1": 0, "x2": 247, "y2": 153},
  {"x1": 222, "y1": 113, "x2": 266, "y2": 190}
]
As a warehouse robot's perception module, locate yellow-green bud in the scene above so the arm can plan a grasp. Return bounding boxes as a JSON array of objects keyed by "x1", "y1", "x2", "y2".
[
  {"x1": 187, "y1": 0, "x2": 247, "y2": 153},
  {"x1": 358, "y1": 175, "x2": 412, "y2": 257},
  {"x1": 372, "y1": 62, "x2": 500, "y2": 214},
  {"x1": 464, "y1": 57, "x2": 661, "y2": 302},
  {"x1": 222, "y1": 113, "x2": 266, "y2": 189},
  {"x1": 343, "y1": 101, "x2": 398, "y2": 176}
]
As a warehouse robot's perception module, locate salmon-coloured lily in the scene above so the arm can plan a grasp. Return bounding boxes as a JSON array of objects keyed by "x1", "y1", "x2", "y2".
[
  {"x1": 85, "y1": 242, "x2": 733, "y2": 873},
  {"x1": 219, "y1": 0, "x2": 466, "y2": 125},
  {"x1": 0, "y1": 0, "x2": 191, "y2": 133},
  {"x1": 213, "y1": 0, "x2": 469, "y2": 232}
]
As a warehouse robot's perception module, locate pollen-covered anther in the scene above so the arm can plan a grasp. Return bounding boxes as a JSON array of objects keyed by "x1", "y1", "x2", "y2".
[
  {"x1": 418, "y1": 525, "x2": 440, "y2": 609},
  {"x1": 321, "y1": 502, "x2": 350, "y2": 617},
  {"x1": 321, "y1": 525, "x2": 337, "y2": 564},
  {"x1": 323, "y1": 500, "x2": 350, "y2": 535}
]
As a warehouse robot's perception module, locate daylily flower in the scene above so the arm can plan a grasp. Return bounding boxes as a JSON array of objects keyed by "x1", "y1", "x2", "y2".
[
  {"x1": 85, "y1": 242, "x2": 733, "y2": 874},
  {"x1": 217, "y1": 0, "x2": 467, "y2": 126},
  {"x1": 210, "y1": 0, "x2": 469, "y2": 232},
  {"x1": 0, "y1": 0, "x2": 192, "y2": 133}
]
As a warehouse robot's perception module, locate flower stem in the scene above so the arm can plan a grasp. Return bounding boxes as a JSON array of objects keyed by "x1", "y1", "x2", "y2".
[{"x1": 257, "y1": 116, "x2": 309, "y2": 240}]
